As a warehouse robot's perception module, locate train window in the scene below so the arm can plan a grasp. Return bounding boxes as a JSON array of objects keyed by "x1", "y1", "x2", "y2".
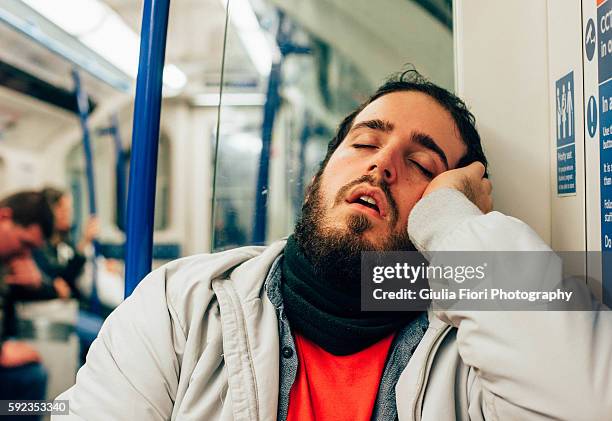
[
  {"x1": 67, "y1": 129, "x2": 172, "y2": 235},
  {"x1": 212, "y1": 0, "x2": 453, "y2": 250},
  {"x1": 67, "y1": 133, "x2": 114, "y2": 237},
  {"x1": 153, "y1": 133, "x2": 171, "y2": 231},
  {"x1": 121, "y1": 131, "x2": 172, "y2": 233},
  {"x1": 213, "y1": 114, "x2": 262, "y2": 250}
]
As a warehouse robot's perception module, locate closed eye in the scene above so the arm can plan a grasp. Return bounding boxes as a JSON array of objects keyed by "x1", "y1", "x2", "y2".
[
  {"x1": 410, "y1": 160, "x2": 434, "y2": 179},
  {"x1": 353, "y1": 144, "x2": 377, "y2": 149}
]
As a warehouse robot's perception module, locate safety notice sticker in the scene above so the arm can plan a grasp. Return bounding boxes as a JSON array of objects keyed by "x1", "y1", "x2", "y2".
[
  {"x1": 598, "y1": 0, "x2": 612, "y2": 306},
  {"x1": 556, "y1": 71, "x2": 576, "y2": 195}
]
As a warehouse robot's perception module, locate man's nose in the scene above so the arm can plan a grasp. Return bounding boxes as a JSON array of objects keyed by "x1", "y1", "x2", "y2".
[{"x1": 367, "y1": 151, "x2": 397, "y2": 184}]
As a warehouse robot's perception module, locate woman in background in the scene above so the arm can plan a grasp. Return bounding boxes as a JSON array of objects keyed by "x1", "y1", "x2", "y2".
[
  {"x1": 34, "y1": 188, "x2": 98, "y2": 304},
  {"x1": 35, "y1": 187, "x2": 103, "y2": 363}
]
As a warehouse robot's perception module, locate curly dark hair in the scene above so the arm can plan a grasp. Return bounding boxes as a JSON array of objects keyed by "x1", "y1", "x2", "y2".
[{"x1": 316, "y1": 69, "x2": 487, "y2": 177}]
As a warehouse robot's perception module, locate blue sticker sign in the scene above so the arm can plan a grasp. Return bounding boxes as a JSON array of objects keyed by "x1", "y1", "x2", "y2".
[
  {"x1": 557, "y1": 145, "x2": 576, "y2": 195},
  {"x1": 598, "y1": 0, "x2": 612, "y2": 311},
  {"x1": 586, "y1": 18, "x2": 596, "y2": 61},
  {"x1": 555, "y1": 71, "x2": 576, "y2": 195},
  {"x1": 588, "y1": 95, "x2": 598, "y2": 137},
  {"x1": 599, "y1": 79, "x2": 612, "y2": 249},
  {"x1": 599, "y1": 0, "x2": 612, "y2": 83}
]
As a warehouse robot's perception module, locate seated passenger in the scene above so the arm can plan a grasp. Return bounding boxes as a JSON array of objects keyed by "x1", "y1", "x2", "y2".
[
  {"x1": 57, "y1": 71, "x2": 612, "y2": 420},
  {"x1": 0, "y1": 191, "x2": 52, "y2": 414},
  {"x1": 35, "y1": 187, "x2": 99, "y2": 306},
  {"x1": 36, "y1": 187, "x2": 107, "y2": 363}
]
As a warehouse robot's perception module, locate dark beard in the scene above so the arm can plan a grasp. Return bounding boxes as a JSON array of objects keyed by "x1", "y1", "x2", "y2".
[{"x1": 293, "y1": 174, "x2": 417, "y2": 289}]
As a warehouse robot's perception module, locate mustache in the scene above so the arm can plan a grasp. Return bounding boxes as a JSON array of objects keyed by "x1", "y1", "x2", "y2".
[{"x1": 333, "y1": 174, "x2": 399, "y2": 225}]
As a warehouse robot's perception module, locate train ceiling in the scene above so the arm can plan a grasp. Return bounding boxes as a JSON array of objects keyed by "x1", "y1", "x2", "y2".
[{"x1": 0, "y1": 0, "x2": 452, "y2": 150}]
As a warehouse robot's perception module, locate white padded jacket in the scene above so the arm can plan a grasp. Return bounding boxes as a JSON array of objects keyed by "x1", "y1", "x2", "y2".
[{"x1": 55, "y1": 189, "x2": 612, "y2": 420}]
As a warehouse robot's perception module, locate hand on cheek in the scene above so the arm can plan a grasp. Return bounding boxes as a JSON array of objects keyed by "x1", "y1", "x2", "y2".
[
  {"x1": 422, "y1": 162, "x2": 493, "y2": 213},
  {"x1": 5, "y1": 256, "x2": 43, "y2": 288}
]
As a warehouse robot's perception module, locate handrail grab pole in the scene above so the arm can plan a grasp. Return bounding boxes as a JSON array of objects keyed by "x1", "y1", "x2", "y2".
[
  {"x1": 72, "y1": 69, "x2": 101, "y2": 311},
  {"x1": 124, "y1": 0, "x2": 171, "y2": 297}
]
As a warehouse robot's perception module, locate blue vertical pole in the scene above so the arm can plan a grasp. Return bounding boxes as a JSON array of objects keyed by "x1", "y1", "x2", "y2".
[
  {"x1": 251, "y1": 13, "x2": 309, "y2": 244},
  {"x1": 294, "y1": 115, "x2": 310, "y2": 214},
  {"x1": 124, "y1": 0, "x2": 171, "y2": 297},
  {"x1": 72, "y1": 70, "x2": 97, "y2": 216},
  {"x1": 252, "y1": 13, "x2": 287, "y2": 245},
  {"x1": 109, "y1": 115, "x2": 127, "y2": 232},
  {"x1": 72, "y1": 69, "x2": 100, "y2": 312},
  {"x1": 252, "y1": 59, "x2": 281, "y2": 245}
]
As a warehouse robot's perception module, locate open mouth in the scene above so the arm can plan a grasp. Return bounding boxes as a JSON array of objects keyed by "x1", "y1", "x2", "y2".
[
  {"x1": 345, "y1": 186, "x2": 389, "y2": 219},
  {"x1": 353, "y1": 195, "x2": 380, "y2": 214},
  {"x1": 345, "y1": 188, "x2": 388, "y2": 219}
]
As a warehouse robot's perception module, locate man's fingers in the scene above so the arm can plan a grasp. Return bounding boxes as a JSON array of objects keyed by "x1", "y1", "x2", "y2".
[
  {"x1": 482, "y1": 178, "x2": 493, "y2": 195},
  {"x1": 485, "y1": 196, "x2": 493, "y2": 213},
  {"x1": 465, "y1": 161, "x2": 486, "y2": 179}
]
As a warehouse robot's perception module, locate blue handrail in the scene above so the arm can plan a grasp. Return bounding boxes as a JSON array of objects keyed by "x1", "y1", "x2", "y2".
[
  {"x1": 252, "y1": 13, "x2": 286, "y2": 245},
  {"x1": 111, "y1": 115, "x2": 127, "y2": 232},
  {"x1": 71, "y1": 69, "x2": 100, "y2": 312},
  {"x1": 124, "y1": 0, "x2": 171, "y2": 297},
  {"x1": 252, "y1": 13, "x2": 310, "y2": 244},
  {"x1": 251, "y1": 58, "x2": 281, "y2": 245}
]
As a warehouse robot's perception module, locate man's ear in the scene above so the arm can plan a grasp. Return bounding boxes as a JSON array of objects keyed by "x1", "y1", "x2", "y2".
[
  {"x1": 303, "y1": 176, "x2": 317, "y2": 205},
  {"x1": 0, "y1": 207, "x2": 13, "y2": 221}
]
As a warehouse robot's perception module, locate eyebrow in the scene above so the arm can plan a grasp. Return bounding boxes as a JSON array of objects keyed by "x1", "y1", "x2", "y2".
[
  {"x1": 350, "y1": 119, "x2": 394, "y2": 133},
  {"x1": 410, "y1": 131, "x2": 449, "y2": 170}
]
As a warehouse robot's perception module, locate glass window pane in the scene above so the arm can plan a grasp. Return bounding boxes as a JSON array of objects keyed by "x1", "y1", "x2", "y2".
[{"x1": 213, "y1": 0, "x2": 453, "y2": 251}]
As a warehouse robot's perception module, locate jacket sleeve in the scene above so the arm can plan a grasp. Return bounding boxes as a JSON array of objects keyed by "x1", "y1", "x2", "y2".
[
  {"x1": 53, "y1": 265, "x2": 185, "y2": 421},
  {"x1": 408, "y1": 188, "x2": 612, "y2": 421},
  {"x1": 9, "y1": 277, "x2": 59, "y2": 301},
  {"x1": 33, "y1": 246, "x2": 86, "y2": 286}
]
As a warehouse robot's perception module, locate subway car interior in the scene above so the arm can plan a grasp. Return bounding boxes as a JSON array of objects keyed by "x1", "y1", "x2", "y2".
[
  {"x1": 0, "y1": 0, "x2": 608, "y2": 414},
  {"x1": 0, "y1": 0, "x2": 454, "y2": 401}
]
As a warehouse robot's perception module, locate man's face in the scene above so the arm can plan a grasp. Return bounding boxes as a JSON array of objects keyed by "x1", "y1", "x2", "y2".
[
  {"x1": 313, "y1": 91, "x2": 467, "y2": 250},
  {"x1": 0, "y1": 209, "x2": 44, "y2": 261}
]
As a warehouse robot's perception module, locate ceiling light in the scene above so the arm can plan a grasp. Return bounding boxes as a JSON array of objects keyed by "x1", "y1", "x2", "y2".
[
  {"x1": 191, "y1": 92, "x2": 266, "y2": 107},
  {"x1": 21, "y1": 0, "x2": 187, "y2": 92},
  {"x1": 219, "y1": 0, "x2": 278, "y2": 76}
]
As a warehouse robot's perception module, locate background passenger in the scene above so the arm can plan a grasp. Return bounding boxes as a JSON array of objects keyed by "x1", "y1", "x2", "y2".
[
  {"x1": 35, "y1": 187, "x2": 99, "y2": 305},
  {"x1": 35, "y1": 187, "x2": 105, "y2": 363},
  {"x1": 0, "y1": 191, "x2": 53, "y2": 416}
]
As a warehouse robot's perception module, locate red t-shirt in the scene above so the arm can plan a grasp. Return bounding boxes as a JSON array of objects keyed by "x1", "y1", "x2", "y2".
[{"x1": 286, "y1": 332, "x2": 395, "y2": 421}]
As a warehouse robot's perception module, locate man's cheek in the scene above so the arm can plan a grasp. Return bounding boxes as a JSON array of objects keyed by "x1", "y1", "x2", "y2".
[
  {"x1": 411, "y1": 181, "x2": 430, "y2": 201},
  {"x1": 396, "y1": 197, "x2": 420, "y2": 224}
]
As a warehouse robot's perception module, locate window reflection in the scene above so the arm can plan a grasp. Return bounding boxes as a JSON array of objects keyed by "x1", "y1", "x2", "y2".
[
  {"x1": 212, "y1": 0, "x2": 453, "y2": 251},
  {"x1": 67, "y1": 130, "x2": 172, "y2": 236}
]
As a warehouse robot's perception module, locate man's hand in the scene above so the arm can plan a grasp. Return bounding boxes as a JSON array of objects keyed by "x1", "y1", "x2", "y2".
[
  {"x1": 423, "y1": 161, "x2": 493, "y2": 213},
  {"x1": 0, "y1": 340, "x2": 41, "y2": 367},
  {"x1": 5, "y1": 256, "x2": 42, "y2": 288}
]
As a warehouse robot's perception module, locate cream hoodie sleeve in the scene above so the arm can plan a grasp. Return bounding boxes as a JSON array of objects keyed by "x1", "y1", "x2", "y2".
[
  {"x1": 408, "y1": 188, "x2": 612, "y2": 421},
  {"x1": 53, "y1": 263, "x2": 186, "y2": 421}
]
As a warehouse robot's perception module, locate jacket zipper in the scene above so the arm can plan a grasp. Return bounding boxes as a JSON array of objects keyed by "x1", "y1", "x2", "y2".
[{"x1": 411, "y1": 323, "x2": 453, "y2": 421}]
